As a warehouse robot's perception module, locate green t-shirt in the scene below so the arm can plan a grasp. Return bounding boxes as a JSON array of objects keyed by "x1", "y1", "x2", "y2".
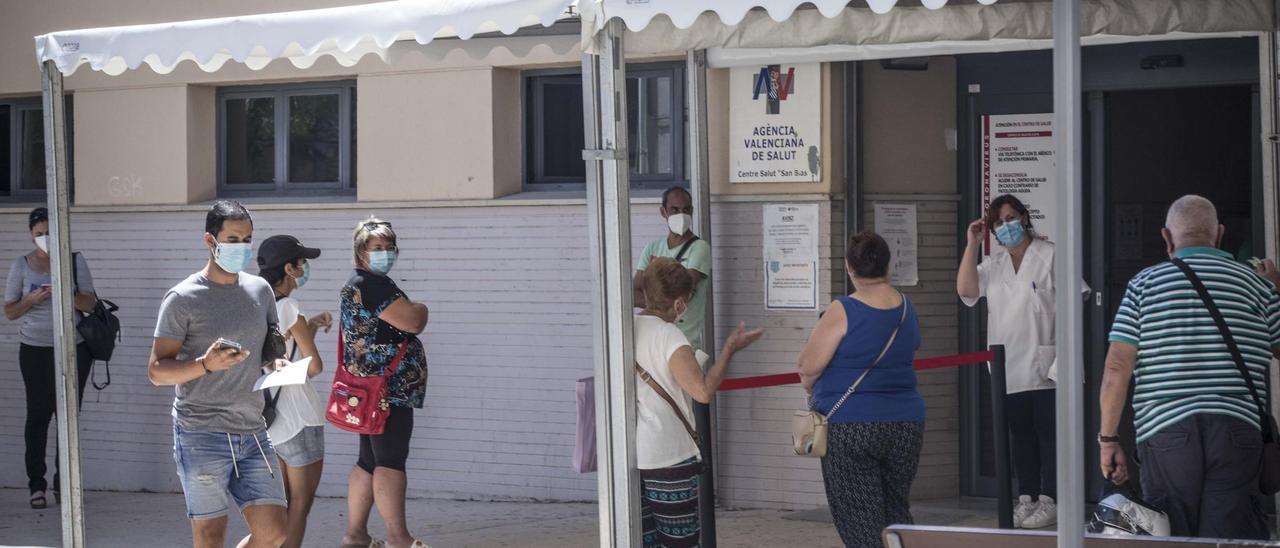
[{"x1": 637, "y1": 236, "x2": 712, "y2": 352}]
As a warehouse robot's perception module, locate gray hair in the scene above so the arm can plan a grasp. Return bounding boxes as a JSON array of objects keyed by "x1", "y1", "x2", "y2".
[
  {"x1": 1165, "y1": 195, "x2": 1219, "y2": 247},
  {"x1": 352, "y1": 217, "x2": 397, "y2": 266}
]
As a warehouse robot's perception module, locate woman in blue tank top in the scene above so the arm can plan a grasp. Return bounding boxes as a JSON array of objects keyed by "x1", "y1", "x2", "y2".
[{"x1": 797, "y1": 231, "x2": 924, "y2": 548}]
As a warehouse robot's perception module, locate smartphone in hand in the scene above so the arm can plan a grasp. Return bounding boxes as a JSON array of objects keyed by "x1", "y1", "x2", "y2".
[{"x1": 215, "y1": 338, "x2": 243, "y2": 353}]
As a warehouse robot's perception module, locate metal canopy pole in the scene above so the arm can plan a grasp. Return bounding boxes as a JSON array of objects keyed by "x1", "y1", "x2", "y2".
[
  {"x1": 686, "y1": 48, "x2": 718, "y2": 548},
  {"x1": 41, "y1": 60, "x2": 86, "y2": 548},
  {"x1": 583, "y1": 18, "x2": 641, "y2": 548},
  {"x1": 1052, "y1": 1, "x2": 1085, "y2": 547}
]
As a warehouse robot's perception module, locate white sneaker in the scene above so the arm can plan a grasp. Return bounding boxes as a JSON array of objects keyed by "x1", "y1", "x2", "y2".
[
  {"x1": 1012, "y1": 495, "x2": 1036, "y2": 528},
  {"x1": 1021, "y1": 495, "x2": 1057, "y2": 529}
]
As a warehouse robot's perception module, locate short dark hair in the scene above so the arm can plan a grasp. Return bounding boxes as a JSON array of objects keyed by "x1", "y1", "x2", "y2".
[
  {"x1": 846, "y1": 230, "x2": 891, "y2": 279},
  {"x1": 260, "y1": 260, "x2": 300, "y2": 287},
  {"x1": 661, "y1": 186, "x2": 691, "y2": 208},
  {"x1": 985, "y1": 194, "x2": 1034, "y2": 235},
  {"x1": 28, "y1": 207, "x2": 48, "y2": 230},
  {"x1": 205, "y1": 200, "x2": 252, "y2": 237}
]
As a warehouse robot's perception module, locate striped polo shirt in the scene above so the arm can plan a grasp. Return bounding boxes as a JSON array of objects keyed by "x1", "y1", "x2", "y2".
[{"x1": 1109, "y1": 247, "x2": 1280, "y2": 443}]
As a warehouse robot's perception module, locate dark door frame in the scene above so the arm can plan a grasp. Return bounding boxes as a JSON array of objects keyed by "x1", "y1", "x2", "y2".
[{"x1": 955, "y1": 37, "x2": 1262, "y2": 499}]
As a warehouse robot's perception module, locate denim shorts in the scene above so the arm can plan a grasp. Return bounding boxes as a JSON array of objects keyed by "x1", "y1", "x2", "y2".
[
  {"x1": 273, "y1": 425, "x2": 325, "y2": 467},
  {"x1": 173, "y1": 424, "x2": 287, "y2": 520}
]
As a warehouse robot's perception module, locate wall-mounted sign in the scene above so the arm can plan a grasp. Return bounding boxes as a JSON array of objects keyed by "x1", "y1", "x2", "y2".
[
  {"x1": 874, "y1": 203, "x2": 919, "y2": 287},
  {"x1": 730, "y1": 63, "x2": 822, "y2": 183},
  {"x1": 763, "y1": 203, "x2": 819, "y2": 310},
  {"x1": 982, "y1": 113, "x2": 1056, "y2": 255}
]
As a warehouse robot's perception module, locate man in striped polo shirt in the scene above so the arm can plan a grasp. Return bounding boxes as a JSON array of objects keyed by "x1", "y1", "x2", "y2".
[{"x1": 1099, "y1": 195, "x2": 1280, "y2": 539}]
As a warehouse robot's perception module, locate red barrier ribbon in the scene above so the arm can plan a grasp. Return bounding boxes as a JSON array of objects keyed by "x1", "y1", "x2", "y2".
[{"x1": 716, "y1": 350, "x2": 996, "y2": 392}]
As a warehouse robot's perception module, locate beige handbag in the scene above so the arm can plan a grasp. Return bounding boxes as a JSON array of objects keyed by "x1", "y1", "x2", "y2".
[{"x1": 792, "y1": 298, "x2": 907, "y2": 458}]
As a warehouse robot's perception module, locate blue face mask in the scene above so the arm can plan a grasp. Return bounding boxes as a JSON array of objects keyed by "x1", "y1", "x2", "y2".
[
  {"x1": 293, "y1": 262, "x2": 310, "y2": 288},
  {"x1": 214, "y1": 242, "x2": 253, "y2": 274},
  {"x1": 368, "y1": 250, "x2": 397, "y2": 275},
  {"x1": 995, "y1": 221, "x2": 1027, "y2": 247}
]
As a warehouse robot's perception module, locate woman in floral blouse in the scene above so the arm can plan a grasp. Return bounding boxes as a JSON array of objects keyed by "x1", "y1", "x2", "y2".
[{"x1": 338, "y1": 218, "x2": 430, "y2": 548}]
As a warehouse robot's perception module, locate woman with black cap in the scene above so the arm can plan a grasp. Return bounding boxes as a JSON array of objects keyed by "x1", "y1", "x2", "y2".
[
  {"x1": 256, "y1": 234, "x2": 331, "y2": 548},
  {"x1": 3, "y1": 207, "x2": 97, "y2": 509}
]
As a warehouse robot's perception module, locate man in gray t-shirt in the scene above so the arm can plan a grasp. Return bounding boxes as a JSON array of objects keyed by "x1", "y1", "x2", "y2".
[{"x1": 149, "y1": 201, "x2": 287, "y2": 547}]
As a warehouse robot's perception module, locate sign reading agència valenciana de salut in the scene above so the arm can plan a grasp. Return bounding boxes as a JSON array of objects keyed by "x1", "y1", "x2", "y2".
[{"x1": 730, "y1": 63, "x2": 822, "y2": 183}]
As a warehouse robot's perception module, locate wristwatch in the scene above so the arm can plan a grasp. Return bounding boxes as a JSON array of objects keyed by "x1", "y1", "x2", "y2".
[{"x1": 1097, "y1": 433, "x2": 1121, "y2": 444}]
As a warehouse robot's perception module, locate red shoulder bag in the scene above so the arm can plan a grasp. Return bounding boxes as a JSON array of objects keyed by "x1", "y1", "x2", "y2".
[{"x1": 326, "y1": 331, "x2": 410, "y2": 435}]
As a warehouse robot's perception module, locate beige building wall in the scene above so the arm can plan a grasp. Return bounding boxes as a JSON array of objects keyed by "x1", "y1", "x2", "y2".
[
  {"x1": 860, "y1": 56, "x2": 963, "y2": 498},
  {"x1": 358, "y1": 68, "x2": 511, "y2": 201},
  {"x1": 2, "y1": 0, "x2": 382, "y2": 96},
  {"x1": 863, "y1": 57, "x2": 958, "y2": 195},
  {"x1": 72, "y1": 86, "x2": 200, "y2": 205}
]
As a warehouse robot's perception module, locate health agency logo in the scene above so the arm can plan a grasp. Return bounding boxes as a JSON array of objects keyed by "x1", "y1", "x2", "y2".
[{"x1": 751, "y1": 65, "x2": 797, "y2": 115}]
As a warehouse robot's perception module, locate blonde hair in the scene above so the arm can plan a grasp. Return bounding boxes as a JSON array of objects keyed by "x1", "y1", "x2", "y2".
[
  {"x1": 352, "y1": 217, "x2": 397, "y2": 266},
  {"x1": 643, "y1": 257, "x2": 693, "y2": 316}
]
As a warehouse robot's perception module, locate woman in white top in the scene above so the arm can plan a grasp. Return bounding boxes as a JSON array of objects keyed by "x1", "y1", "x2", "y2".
[
  {"x1": 634, "y1": 257, "x2": 763, "y2": 548},
  {"x1": 956, "y1": 194, "x2": 1058, "y2": 530},
  {"x1": 256, "y1": 235, "x2": 332, "y2": 548}
]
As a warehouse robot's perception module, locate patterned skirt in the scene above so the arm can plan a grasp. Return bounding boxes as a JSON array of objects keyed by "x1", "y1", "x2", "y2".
[{"x1": 639, "y1": 457, "x2": 703, "y2": 548}]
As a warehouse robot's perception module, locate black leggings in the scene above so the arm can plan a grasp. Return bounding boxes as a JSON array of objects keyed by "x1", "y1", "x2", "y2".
[
  {"x1": 20, "y1": 343, "x2": 93, "y2": 493},
  {"x1": 356, "y1": 406, "x2": 414, "y2": 473},
  {"x1": 1005, "y1": 388, "x2": 1057, "y2": 499}
]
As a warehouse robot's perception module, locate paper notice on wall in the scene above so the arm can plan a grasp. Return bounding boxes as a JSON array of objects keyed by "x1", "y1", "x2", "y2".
[
  {"x1": 874, "y1": 203, "x2": 919, "y2": 287},
  {"x1": 730, "y1": 63, "x2": 822, "y2": 183},
  {"x1": 981, "y1": 113, "x2": 1056, "y2": 256},
  {"x1": 763, "y1": 203, "x2": 819, "y2": 310}
]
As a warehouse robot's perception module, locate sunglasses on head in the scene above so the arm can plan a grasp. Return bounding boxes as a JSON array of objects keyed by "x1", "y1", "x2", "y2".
[{"x1": 363, "y1": 221, "x2": 392, "y2": 230}]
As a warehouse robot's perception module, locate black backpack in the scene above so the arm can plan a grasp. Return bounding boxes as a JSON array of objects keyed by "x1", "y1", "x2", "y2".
[{"x1": 71, "y1": 254, "x2": 120, "y2": 390}]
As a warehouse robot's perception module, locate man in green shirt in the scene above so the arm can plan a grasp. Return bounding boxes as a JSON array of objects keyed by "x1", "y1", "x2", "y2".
[{"x1": 634, "y1": 187, "x2": 712, "y2": 352}]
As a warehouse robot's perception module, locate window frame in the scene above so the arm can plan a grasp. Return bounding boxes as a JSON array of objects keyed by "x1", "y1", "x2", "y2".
[
  {"x1": 1, "y1": 96, "x2": 74, "y2": 202},
  {"x1": 522, "y1": 62, "x2": 688, "y2": 192},
  {"x1": 216, "y1": 80, "x2": 356, "y2": 197}
]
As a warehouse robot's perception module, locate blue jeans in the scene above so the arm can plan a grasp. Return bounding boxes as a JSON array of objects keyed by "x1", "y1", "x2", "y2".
[{"x1": 173, "y1": 423, "x2": 287, "y2": 520}]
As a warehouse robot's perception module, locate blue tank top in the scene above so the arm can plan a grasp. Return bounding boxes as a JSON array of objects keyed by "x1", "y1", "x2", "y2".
[{"x1": 812, "y1": 296, "x2": 925, "y2": 424}]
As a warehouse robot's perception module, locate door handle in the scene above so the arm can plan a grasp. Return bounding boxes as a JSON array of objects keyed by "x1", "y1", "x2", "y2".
[{"x1": 1095, "y1": 291, "x2": 1104, "y2": 307}]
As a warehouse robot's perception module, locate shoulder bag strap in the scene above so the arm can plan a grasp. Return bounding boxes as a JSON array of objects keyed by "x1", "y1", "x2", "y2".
[
  {"x1": 635, "y1": 363, "x2": 702, "y2": 448},
  {"x1": 1171, "y1": 259, "x2": 1273, "y2": 442},
  {"x1": 823, "y1": 294, "x2": 910, "y2": 419},
  {"x1": 337, "y1": 327, "x2": 412, "y2": 379},
  {"x1": 384, "y1": 339, "x2": 412, "y2": 378},
  {"x1": 674, "y1": 236, "x2": 700, "y2": 263}
]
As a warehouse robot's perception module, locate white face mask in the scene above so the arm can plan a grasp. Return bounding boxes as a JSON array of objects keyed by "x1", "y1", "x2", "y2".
[
  {"x1": 34, "y1": 235, "x2": 48, "y2": 253},
  {"x1": 667, "y1": 213, "x2": 693, "y2": 235}
]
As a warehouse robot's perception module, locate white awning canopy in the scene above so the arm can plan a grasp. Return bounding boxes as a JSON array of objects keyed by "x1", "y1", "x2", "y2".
[
  {"x1": 34, "y1": 0, "x2": 576, "y2": 76},
  {"x1": 580, "y1": 0, "x2": 1272, "y2": 54},
  {"x1": 580, "y1": 0, "x2": 998, "y2": 32}
]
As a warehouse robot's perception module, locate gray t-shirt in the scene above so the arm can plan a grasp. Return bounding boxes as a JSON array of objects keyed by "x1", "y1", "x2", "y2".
[
  {"x1": 154, "y1": 272, "x2": 278, "y2": 434},
  {"x1": 4, "y1": 253, "x2": 94, "y2": 347}
]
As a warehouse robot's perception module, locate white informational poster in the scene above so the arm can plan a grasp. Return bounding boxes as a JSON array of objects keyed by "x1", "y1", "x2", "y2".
[
  {"x1": 763, "y1": 203, "x2": 820, "y2": 310},
  {"x1": 730, "y1": 63, "x2": 823, "y2": 183},
  {"x1": 982, "y1": 113, "x2": 1056, "y2": 255},
  {"x1": 874, "y1": 203, "x2": 919, "y2": 287}
]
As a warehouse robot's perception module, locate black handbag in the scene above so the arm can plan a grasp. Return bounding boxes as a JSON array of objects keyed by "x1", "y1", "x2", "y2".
[
  {"x1": 1172, "y1": 259, "x2": 1280, "y2": 495},
  {"x1": 66, "y1": 253, "x2": 120, "y2": 390},
  {"x1": 260, "y1": 325, "x2": 294, "y2": 428}
]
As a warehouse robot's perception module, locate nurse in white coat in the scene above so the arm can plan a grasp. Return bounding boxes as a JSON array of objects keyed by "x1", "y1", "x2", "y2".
[{"x1": 957, "y1": 194, "x2": 1058, "y2": 530}]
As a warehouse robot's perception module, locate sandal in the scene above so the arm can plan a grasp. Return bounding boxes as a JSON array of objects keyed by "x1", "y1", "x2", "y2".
[
  {"x1": 410, "y1": 541, "x2": 431, "y2": 548},
  {"x1": 29, "y1": 491, "x2": 46, "y2": 509}
]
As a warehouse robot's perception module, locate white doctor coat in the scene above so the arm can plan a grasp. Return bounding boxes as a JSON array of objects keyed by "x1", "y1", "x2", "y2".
[{"x1": 961, "y1": 238, "x2": 1056, "y2": 395}]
